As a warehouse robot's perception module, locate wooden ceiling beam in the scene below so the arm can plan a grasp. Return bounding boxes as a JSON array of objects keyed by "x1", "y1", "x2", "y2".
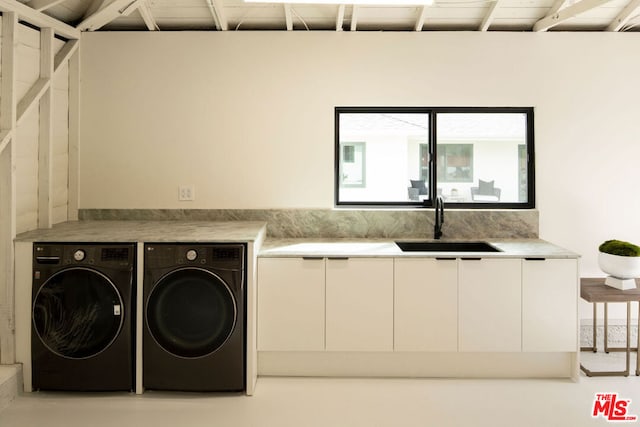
[
  {"x1": 479, "y1": 0, "x2": 500, "y2": 31},
  {"x1": 205, "y1": 0, "x2": 228, "y2": 31},
  {"x1": 26, "y1": 0, "x2": 67, "y2": 12},
  {"x1": 336, "y1": 4, "x2": 345, "y2": 31},
  {"x1": 533, "y1": 0, "x2": 615, "y2": 31},
  {"x1": 284, "y1": 4, "x2": 293, "y2": 30},
  {"x1": 77, "y1": 0, "x2": 140, "y2": 31},
  {"x1": 415, "y1": 6, "x2": 427, "y2": 31},
  {"x1": 606, "y1": 0, "x2": 640, "y2": 31},
  {"x1": 0, "y1": 0, "x2": 79, "y2": 39},
  {"x1": 546, "y1": 0, "x2": 569, "y2": 16},
  {"x1": 350, "y1": 5, "x2": 358, "y2": 31},
  {"x1": 138, "y1": 0, "x2": 158, "y2": 30}
]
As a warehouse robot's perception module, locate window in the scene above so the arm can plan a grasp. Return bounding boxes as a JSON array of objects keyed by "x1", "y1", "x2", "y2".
[{"x1": 335, "y1": 107, "x2": 534, "y2": 208}]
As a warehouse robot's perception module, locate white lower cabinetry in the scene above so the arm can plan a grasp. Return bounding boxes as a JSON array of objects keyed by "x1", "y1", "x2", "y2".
[
  {"x1": 257, "y1": 254, "x2": 579, "y2": 379},
  {"x1": 394, "y1": 258, "x2": 458, "y2": 352},
  {"x1": 257, "y1": 257, "x2": 325, "y2": 351},
  {"x1": 458, "y1": 258, "x2": 522, "y2": 352},
  {"x1": 325, "y1": 258, "x2": 394, "y2": 351},
  {"x1": 522, "y1": 258, "x2": 578, "y2": 352}
]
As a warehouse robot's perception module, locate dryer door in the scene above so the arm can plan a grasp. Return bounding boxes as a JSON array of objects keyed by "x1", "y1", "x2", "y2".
[
  {"x1": 146, "y1": 267, "x2": 237, "y2": 358},
  {"x1": 33, "y1": 267, "x2": 125, "y2": 359}
]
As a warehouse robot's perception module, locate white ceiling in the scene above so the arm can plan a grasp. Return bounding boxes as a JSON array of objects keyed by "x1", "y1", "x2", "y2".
[{"x1": 15, "y1": 0, "x2": 640, "y2": 33}]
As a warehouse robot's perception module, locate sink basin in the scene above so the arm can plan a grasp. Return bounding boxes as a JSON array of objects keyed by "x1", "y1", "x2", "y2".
[{"x1": 395, "y1": 241, "x2": 501, "y2": 253}]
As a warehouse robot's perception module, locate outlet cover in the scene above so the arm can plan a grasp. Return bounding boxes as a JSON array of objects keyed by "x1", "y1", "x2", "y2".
[{"x1": 179, "y1": 185, "x2": 195, "y2": 201}]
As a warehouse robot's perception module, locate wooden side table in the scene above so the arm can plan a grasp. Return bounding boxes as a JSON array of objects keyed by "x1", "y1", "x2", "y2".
[{"x1": 580, "y1": 278, "x2": 640, "y2": 377}]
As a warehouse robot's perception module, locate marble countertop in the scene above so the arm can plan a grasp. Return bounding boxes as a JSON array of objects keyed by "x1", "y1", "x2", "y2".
[
  {"x1": 259, "y1": 238, "x2": 580, "y2": 258},
  {"x1": 14, "y1": 220, "x2": 267, "y2": 243}
]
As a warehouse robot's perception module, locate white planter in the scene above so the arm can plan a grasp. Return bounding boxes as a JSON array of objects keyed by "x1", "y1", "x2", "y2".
[
  {"x1": 599, "y1": 252, "x2": 640, "y2": 290},
  {"x1": 598, "y1": 252, "x2": 640, "y2": 279}
]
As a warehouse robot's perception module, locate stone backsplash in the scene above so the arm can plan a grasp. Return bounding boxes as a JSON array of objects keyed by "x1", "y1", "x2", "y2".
[{"x1": 79, "y1": 209, "x2": 538, "y2": 239}]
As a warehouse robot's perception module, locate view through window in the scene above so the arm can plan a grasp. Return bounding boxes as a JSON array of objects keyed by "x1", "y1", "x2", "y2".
[{"x1": 335, "y1": 107, "x2": 534, "y2": 208}]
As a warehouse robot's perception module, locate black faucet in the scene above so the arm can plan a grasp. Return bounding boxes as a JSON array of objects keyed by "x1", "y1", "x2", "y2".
[{"x1": 434, "y1": 195, "x2": 444, "y2": 239}]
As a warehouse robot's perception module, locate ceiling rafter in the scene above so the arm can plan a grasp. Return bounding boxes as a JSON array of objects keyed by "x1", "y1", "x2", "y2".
[
  {"x1": 77, "y1": 0, "x2": 141, "y2": 31},
  {"x1": 138, "y1": 0, "x2": 158, "y2": 31},
  {"x1": 533, "y1": 0, "x2": 616, "y2": 31},
  {"x1": 606, "y1": 0, "x2": 640, "y2": 30},
  {"x1": 546, "y1": 0, "x2": 570, "y2": 16},
  {"x1": 205, "y1": 0, "x2": 228, "y2": 31},
  {"x1": 415, "y1": 6, "x2": 427, "y2": 31},
  {"x1": 284, "y1": 4, "x2": 293, "y2": 30},
  {"x1": 336, "y1": 4, "x2": 345, "y2": 31},
  {"x1": 82, "y1": 0, "x2": 110, "y2": 20},
  {"x1": 479, "y1": 0, "x2": 501, "y2": 31},
  {"x1": 350, "y1": 5, "x2": 358, "y2": 31},
  {"x1": 0, "y1": 0, "x2": 79, "y2": 39},
  {"x1": 25, "y1": 0, "x2": 67, "y2": 12}
]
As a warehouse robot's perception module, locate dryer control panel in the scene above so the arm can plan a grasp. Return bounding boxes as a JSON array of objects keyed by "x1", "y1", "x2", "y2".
[{"x1": 144, "y1": 243, "x2": 245, "y2": 271}]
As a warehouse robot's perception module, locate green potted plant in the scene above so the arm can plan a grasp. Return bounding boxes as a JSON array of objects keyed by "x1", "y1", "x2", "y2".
[{"x1": 598, "y1": 239, "x2": 640, "y2": 290}]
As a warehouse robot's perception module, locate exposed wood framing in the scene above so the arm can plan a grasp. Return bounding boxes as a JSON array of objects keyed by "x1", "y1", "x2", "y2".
[
  {"x1": 0, "y1": 11, "x2": 18, "y2": 365},
  {"x1": 336, "y1": 4, "x2": 345, "y2": 31},
  {"x1": 38, "y1": 28, "x2": 54, "y2": 229},
  {"x1": 546, "y1": 0, "x2": 569, "y2": 17},
  {"x1": 0, "y1": 130, "x2": 12, "y2": 155},
  {"x1": 350, "y1": 5, "x2": 358, "y2": 31},
  {"x1": 479, "y1": 0, "x2": 501, "y2": 31},
  {"x1": 205, "y1": 0, "x2": 228, "y2": 31},
  {"x1": 77, "y1": 0, "x2": 139, "y2": 31},
  {"x1": 138, "y1": 0, "x2": 158, "y2": 31},
  {"x1": 284, "y1": 4, "x2": 293, "y2": 30},
  {"x1": 533, "y1": 0, "x2": 615, "y2": 31},
  {"x1": 415, "y1": 6, "x2": 427, "y2": 31},
  {"x1": 0, "y1": 0, "x2": 79, "y2": 39},
  {"x1": 82, "y1": 0, "x2": 110, "y2": 20},
  {"x1": 16, "y1": 39, "x2": 79, "y2": 125},
  {"x1": 68, "y1": 48, "x2": 80, "y2": 220},
  {"x1": 26, "y1": 0, "x2": 68, "y2": 12},
  {"x1": 606, "y1": 0, "x2": 640, "y2": 30}
]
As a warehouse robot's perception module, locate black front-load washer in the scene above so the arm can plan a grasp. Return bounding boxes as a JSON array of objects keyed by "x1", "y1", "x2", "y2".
[
  {"x1": 143, "y1": 243, "x2": 246, "y2": 392},
  {"x1": 31, "y1": 243, "x2": 135, "y2": 391}
]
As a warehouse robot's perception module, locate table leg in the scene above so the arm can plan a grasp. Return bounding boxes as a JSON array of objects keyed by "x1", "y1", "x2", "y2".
[
  {"x1": 605, "y1": 303, "x2": 609, "y2": 353},
  {"x1": 637, "y1": 302, "x2": 640, "y2": 376},
  {"x1": 593, "y1": 302, "x2": 597, "y2": 352},
  {"x1": 626, "y1": 302, "x2": 631, "y2": 376}
]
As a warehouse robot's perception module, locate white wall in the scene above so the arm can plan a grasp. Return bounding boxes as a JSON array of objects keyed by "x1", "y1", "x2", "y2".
[{"x1": 80, "y1": 31, "x2": 640, "y2": 277}]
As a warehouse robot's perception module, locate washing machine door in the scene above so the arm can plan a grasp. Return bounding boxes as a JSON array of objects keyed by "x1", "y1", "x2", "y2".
[
  {"x1": 33, "y1": 267, "x2": 124, "y2": 359},
  {"x1": 146, "y1": 268, "x2": 237, "y2": 358}
]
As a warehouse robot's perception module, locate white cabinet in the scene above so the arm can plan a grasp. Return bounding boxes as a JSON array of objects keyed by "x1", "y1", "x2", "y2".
[
  {"x1": 522, "y1": 258, "x2": 578, "y2": 352},
  {"x1": 458, "y1": 258, "x2": 522, "y2": 352},
  {"x1": 394, "y1": 258, "x2": 458, "y2": 352},
  {"x1": 257, "y1": 257, "x2": 325, "y2": 351},
  {"x1": 325, "y1": 258, "x2": 394, "y2": 351}
]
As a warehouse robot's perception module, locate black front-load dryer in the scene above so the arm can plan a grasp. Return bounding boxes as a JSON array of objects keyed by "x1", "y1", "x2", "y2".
[
  {"x1": 143, "y1": 243, "x2": 245, "y2": 392},
  {"x1": 31, "y1": 243, "x2": 135, "y2": 391}
]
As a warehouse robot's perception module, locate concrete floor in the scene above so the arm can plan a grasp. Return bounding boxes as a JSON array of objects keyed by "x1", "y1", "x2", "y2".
[{"x1": 1, "y1": 358, "x2": 640, "y2": 427}]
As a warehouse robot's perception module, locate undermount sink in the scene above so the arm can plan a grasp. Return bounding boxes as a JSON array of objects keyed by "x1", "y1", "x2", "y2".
[{"x1": 395, "y1": 241, "x2": 502, "y2": 253}]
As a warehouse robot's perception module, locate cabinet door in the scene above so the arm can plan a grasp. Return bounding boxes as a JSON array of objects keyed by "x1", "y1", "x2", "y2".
[
  {"x1": 257, "y1": 257, "x2": 325, "y2": 351},
  {"x1": 325, "y1": 258, "x2": 394, "y2": 351},
  {"x1": 522, "y1": 259, "x2": 578, "y2": 352},
  {"x1": 458, "y1": 258, "x2": 522, "y2": 352},
  {"x1": 394, "y1": 258, "x2": 458, "y2": 352}
]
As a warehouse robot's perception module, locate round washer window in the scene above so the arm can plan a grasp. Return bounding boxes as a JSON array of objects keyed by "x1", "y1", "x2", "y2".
[
  {"x1": 32, "y1": 268, "x2": 124, "y2": 359},
  {"x1": 146, "y1": 268, "x2": 236, "y2": 358}
]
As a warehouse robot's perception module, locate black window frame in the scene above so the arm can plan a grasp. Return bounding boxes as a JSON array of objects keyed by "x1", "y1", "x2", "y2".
[{"x1": 334, "y1": 106, "x2": 535, "y2": 209}]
